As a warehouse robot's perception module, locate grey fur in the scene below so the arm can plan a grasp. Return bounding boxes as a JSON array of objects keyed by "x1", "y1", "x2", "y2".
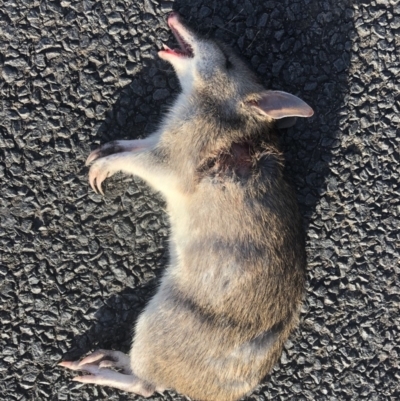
[{"x1": 60, "y1": 13, "x2": 313, "y2": 401}]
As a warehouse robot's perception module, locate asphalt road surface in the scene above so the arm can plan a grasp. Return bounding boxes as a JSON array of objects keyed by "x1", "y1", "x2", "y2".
[{"x1": 1, "y1": 0, "x2": 399, "y2": 400}]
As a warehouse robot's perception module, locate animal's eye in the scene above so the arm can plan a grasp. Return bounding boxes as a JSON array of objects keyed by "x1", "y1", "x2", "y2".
[{"x1": 225, "y1": 57, "x2": 233, "y2": 70}]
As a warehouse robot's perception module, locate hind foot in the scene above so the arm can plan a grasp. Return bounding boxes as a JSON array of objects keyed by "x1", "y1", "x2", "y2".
[{"x1": 59, "y1": 349, "x2": 155, "y2": 397}]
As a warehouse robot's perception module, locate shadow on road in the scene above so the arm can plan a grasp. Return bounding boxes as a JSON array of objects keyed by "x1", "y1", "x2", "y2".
[{"x1": 62, "y1": 278, "x2": 160, "y2": 361}]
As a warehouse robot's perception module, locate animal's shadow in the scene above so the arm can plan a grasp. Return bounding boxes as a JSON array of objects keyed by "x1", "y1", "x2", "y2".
[
  {"x1": 62, "y1": 278, "x2": 160, "y2": 362},
  {"x1": 62, "y1": 0, "x2": 354, "y2": 399}
]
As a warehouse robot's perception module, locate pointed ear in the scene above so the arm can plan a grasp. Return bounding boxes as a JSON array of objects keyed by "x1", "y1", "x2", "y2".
[{"x1": 249, "y1": 90, "x2": 314, "y2": 120}]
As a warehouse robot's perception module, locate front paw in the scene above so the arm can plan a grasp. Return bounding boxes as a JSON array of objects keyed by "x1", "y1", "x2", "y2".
[
  {"x1": 88, "y1": 157, "x2": 116, "y2": 195},
  {"x1": 86, "y1": 141, "x2": 125, "y2": 166}
]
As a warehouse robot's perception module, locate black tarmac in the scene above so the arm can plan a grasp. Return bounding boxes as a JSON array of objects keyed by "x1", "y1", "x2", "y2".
[{"x1": 0, "y1": 0, "x2": 399, "y2": 400}]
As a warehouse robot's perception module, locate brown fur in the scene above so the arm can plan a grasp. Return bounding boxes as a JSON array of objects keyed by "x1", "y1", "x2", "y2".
[{"x1": 61, "y1": 13, "x2": 313, "y2": 401}]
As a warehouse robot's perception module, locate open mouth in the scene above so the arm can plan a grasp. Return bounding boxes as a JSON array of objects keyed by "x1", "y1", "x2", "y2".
[{"x1": 161, "y1": 14, "x2": 194, "y2": 58}]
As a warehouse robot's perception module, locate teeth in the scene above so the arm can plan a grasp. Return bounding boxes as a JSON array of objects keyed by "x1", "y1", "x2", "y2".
[{"x1": 162, "y1": 44, "x2": 171, "y2": 50}]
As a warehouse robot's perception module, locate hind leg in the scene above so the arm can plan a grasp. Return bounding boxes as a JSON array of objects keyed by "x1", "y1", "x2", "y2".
[{"x1": 59, "y1": 349, "x2": 156, "y2": 397}]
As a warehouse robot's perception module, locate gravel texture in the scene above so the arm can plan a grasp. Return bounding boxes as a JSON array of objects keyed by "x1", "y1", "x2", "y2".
[{"x1": 0, "y1": 0, "x2": 399, "y2": 400}]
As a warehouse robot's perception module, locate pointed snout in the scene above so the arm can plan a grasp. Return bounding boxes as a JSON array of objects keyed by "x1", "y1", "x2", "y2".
[{"x1": 167, "y1": 12, "x2": 184, "y2": 32}]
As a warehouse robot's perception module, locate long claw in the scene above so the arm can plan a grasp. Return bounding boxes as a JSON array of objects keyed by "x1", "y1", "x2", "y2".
[
  {"x1": 95, "y1": 173, "x2": 107, "y2": 196},
  {"x1": 88, "y1": 162, "x2": 111, "y2": 196},
  {"x1": 86, "y1": 148, "x2": 101, "y2": 166},
  {"x1": 97, "y1": 181, "x2": 105, "y2": 196},
  {"x1": 89, "y1": 170, "x2": 98, "y2": 194}
]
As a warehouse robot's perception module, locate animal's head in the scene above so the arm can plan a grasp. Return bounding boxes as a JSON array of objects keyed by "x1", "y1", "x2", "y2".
[{"x1": 159, "y1": 13, "x2": 313, "y2": 128}]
